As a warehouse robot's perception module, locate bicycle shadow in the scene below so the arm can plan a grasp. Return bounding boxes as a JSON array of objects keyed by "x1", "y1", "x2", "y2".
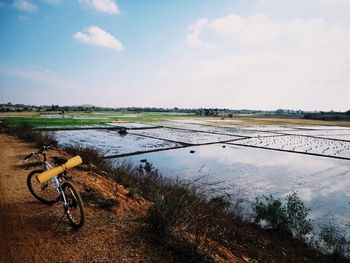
[
  {"x1": 14, "y1": 161, "x2": 42, "y2": 170},
  {"x1": 24, "y1": 202, "x2": 68, "y2": 231}
]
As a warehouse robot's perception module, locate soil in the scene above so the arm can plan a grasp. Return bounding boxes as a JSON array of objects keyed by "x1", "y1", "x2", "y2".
[
  {"x1": 0, "y1": 134, "x2": 166, "y2": 262},
  {"x1": 0, "y1": 134, "x2": 243, "y2": 263}
]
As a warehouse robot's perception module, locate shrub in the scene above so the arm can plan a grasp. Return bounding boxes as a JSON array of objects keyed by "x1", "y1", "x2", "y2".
[
  {"x1": 252, "y1": 195, "x2": 289, "y2": 233},
  {"x1": 63, "y1": 146, "x2": 107, "y2": 170},
  {"x1": 0, "y1": 120, "x2": 57, "y2": 147},
  {"x1": 252, "y1": 192, "x2": 312, "y2": 239},
  {"x1": 145, "y1": 180, "x2": 217, "y2": 263},
  {"x1": 126, "y1": 188, "x2": 137, "y2": 198},
  {"x1": 209, "y1": 194, "x2": 231, "y2": 210},
  {"x1": 318, "y1": 223, "x2": 350, "y2": 257},
  {"x1": 286, "y1": 192, "x2": 312, "y2": 238}
]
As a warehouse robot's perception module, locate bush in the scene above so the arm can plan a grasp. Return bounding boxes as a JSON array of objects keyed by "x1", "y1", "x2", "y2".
[
  {"x1": 252, "y1": 195, "x2": 289, "y2": 233},
  {"x1": 286, "y1": 192, "x2": 312, "y2": 238},
  {"x1": 145, "y1": 180, "x2": 217, "y2": 263},
  {"x1": 0, "y1": 120, "x2": 57, "y2": 147},
  {"x1": 209, "y1": 194, "x2": 231, "y2": 210},
  {"x1": 252, "y1": 192, "x2": 312, "y2": 239},
  {"x1": 318, "y1": 223, "x2": 350, "y2": 257},
  {"x1": 63, "y1": 146, "x2": 107, "y2": 170}
]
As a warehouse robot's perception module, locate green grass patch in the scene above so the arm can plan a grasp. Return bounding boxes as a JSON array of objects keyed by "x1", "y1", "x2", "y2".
[
  {"x1": 3, "y1": 117, "x2": 109, "y2": 127},
  {"x1": 0, "y1": 111, "x2": 200, "y2": 127}
]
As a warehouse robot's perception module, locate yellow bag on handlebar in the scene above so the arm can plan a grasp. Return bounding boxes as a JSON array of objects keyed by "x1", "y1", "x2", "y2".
[{"x1": 36, "y1": 156, "x2": 83, "y2": 183}]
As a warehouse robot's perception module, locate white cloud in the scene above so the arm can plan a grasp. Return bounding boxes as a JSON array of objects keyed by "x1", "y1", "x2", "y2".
[
  {"x1": 161, "y1": 14, "x2": 350, "y2": 111},
  {"x1": 187, "y1": 14, "x2": 349, "y2": 52},
  {"x1": 158, "y1": 69, "x2": 175, "y2": 78},
  {"x1": 79, "y1": 0, "x2": 120, "y2": 14},
  {"x1": 308, "y1": 0, "x2": 350, "y2": 5},
  {"x1": 13, "y1": 0, "x2": 38, "y2": 12},
  {"x1": 73, "y1": 26, "x2": 124, "y2": 51},
  {"x1": 186, "y1": 18, "x2": 216, "y2": 49},
  {"x1": 259, "y1": 0, "x2": 350, "y2": 5}
]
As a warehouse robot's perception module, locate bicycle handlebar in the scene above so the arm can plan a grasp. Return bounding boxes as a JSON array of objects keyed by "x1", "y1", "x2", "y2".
[
  {"x1": 24, "y1": 144, "x2": 52, "y2": 161},
  {"x1": 37, "y1": 143, "x2": 52, "y2": 154},
  {"x1": 24, "y1": 153, "x2": 33, "y2": 161}
]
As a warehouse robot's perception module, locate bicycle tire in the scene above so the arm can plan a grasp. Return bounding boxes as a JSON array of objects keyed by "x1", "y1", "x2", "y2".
[
  {"x1": 62, "y1": 182, "x2": 85, "y2": 228},
  {"x1": 27, "y1": 170, "x2": 60, "y2": 205}
]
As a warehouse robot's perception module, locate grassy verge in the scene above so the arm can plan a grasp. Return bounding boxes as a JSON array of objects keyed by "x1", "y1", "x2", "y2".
[
  {"x1": 2, "y1": 117, "x2": 109, "y2": 127},
  {"x1": 1, "y1": 121, "x2": 349, "y2": 262},
  {"x1": 225, "y1": 117, "x2": 350, "y2": 127},
  {"x1": 0, "y1": 121, "x2": 57, "y2": 147},
  {"x1": 0, "y1": 111, "x2": 199, "y2": 127}
]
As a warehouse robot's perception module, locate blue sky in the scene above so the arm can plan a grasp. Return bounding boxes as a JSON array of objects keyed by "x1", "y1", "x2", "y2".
[{"x1": 1, "y1": 0, "x2": 350, "y2": 111}]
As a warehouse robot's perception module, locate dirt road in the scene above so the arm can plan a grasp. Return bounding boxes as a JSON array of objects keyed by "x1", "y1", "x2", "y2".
[
  {"x1": 0, "y1": 134, "x2": 164, "y2": 263},
  {"x1": 0, "y1": 134, "x2": 244, "y2": 263}
]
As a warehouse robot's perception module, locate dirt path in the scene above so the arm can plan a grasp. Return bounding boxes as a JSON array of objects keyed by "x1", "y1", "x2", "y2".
[
  {"x1": 0, "y1": 134, "x2": 169, "y2": 263},
  {"x1": 0, "y1": 134, "x2": 245, "y2": 263}
]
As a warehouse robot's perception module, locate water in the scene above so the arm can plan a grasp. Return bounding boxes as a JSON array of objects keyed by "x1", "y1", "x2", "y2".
[
  {"x1": 115, "y1": 144, "x2": 350, "y2": 235},
  {"x1": 54, "y1": 130, "x2": 181, "y2": 156},
  {"x1": 38, "y1": 114, "x2": 64, "y2": 118}
]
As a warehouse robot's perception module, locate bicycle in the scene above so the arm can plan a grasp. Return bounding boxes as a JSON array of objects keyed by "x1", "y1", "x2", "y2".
[{"x1": 24, "y1": 144, "x2": 85, "y2": 228}]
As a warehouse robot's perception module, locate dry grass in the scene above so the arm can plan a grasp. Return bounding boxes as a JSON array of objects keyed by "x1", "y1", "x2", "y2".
[
  {"x1": 236, "y1": 117, "x2": 350, "y2": 127},
  {"x1": 163, "y1": 115, "x2": 350, "y2": 127},
  {"x1": 0, "y1": 112, "x2": 38, "y2": 117}
]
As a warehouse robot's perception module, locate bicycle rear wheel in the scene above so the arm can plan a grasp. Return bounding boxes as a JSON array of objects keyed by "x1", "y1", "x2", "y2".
[
  {"x1": 27, "y1": 170, "x2": 60, "y2": 205},
  {"x1": 62, "y1": 182, "x2": 85, "y2": 228}
]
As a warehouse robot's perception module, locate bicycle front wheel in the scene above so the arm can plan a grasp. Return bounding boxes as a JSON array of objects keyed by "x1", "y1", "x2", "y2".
[
  {"x1": 27, "y1": 170, "x2": 60, "y2": 205},
  {"x1": 62, "y1": 182, "x2": 85, "y2": 228}
]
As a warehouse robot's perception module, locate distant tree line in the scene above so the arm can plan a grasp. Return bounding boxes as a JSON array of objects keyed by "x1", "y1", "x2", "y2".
[
  {"x1": 2, "y1": 102, "x2": 348, "y2": 120},
  {"x1": 303, "y1": 111, "x2": 350, "y2": 121},
  {"x1": 0, "y1": 103, "x2": 297, "y2": 117}
]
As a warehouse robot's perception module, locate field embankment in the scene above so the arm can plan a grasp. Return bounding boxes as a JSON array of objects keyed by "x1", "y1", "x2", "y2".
[{"x1": 0, "y1": 134, "x2": 177, "y2": 262}]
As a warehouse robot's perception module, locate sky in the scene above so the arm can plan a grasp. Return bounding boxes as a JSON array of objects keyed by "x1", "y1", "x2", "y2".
[{"x1": 0, "y1": 0, "x2": 349, "y2": 111}]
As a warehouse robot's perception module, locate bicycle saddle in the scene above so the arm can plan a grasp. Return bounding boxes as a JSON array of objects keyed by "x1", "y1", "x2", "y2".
[{"x1": 52, "y1": 156, "x2": 68, "y2": 165}]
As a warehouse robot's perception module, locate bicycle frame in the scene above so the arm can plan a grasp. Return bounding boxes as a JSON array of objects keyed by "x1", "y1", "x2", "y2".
[{"x1": 42, "y1": 159, "x2": 72, "y2": 212}]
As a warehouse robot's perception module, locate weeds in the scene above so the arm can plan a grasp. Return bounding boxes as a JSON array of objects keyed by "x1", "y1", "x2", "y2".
[
  {"x1": 145, "y1": 178, "x2": 220, "y2": 262},
  {"x1": 126, "y1": 188, "x2": 137, "y2": 198},
  {"x1": 209, "y1": 194, "x2": 233, "y2": 210},
  {"x1": 63, "y1": 146, "x2": 108, "y2": 170},
  {"x1": 0, "y1": 120, "x2": 57, "y2": 147},
  {"x1": 80, "y1": 187, "x2": 119, "y2": 211}
]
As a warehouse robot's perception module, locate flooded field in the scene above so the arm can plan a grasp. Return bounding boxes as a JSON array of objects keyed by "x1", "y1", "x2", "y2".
[
  {"x1": 52, "y1": 121, "x2": 350, "y2": 236},
  {"x1": 129, "y1": 127, "x2": 241, "y2": 144},
  {"x1": 115, "y1": 144, "x2": 350, "y2": 234},
  {"x1": 38, "y1": 114, "x2": 65, "y2": 118},
  {"x1": 106, "y1": 122, "x2": 158, "y2": 129},
  {"x1": 55, "y1": 130, "x2": 181, "y2": 156},
  {"x1": 235, "y1": 135, "x2": 350, "y2": 158}
]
